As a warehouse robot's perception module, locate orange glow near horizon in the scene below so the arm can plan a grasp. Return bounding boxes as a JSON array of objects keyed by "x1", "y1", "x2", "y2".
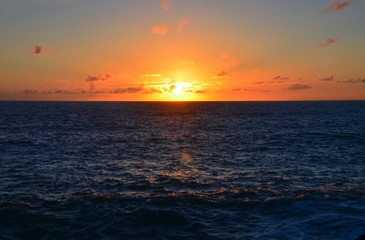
[{"x1": 1, "y1": 1, "x2": 364, "y2": 101}]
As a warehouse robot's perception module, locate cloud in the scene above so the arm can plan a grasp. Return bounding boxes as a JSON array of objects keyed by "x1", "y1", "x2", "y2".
[
  {"x1": 340, "y1": 78, "x2": 365, "y2": 83},
  {"x1": 318, "y1": 38, "x2": 339, "y2": 48},
  {"x1": 232, "y1": 88, "x2": 241, "y2": 91},
  {"x1": 29, "y1": 45, "x2": 43, "y2": 55},
  {"x1": 24, "y1": 89, "x2": 38, "y2": 94},
  {"x1": 144, "y1": 88, "x2": 163, "y2": 94},
  {"x1": 52, "y1": 89, "x2": 80, "y2": 95},
  {"x1": 272, "y1": 75, "x2": 290, "y2": 80},
  {"x1": 144, "y1": 73, "x2": 162, "y2": 77},
  {"x1": 217, "y1": 71, "x2": 228, "y2": 77},
  {"x1": 254, "y1": 81, "x2": 266, "y2": 85},
  {"x1": 85, "y1": 73, "x2": 111, "y2": 82},
  {"x1": 318, "y1": 75, "x2": 334, "y2": 81},
  {"x1": 169, "y1": 84, "x2": 176, "y2": 93},
  {"x1": 287, "y1": 84, "x2": 312, "y2": 90},
  {"x1": 159, "y1": 0, "x2": 171, "y2": 10},
  {"x1": 177, "y1": 19, "x2": 188, "y2": 33},
  {"x1": 152, "y1": 23, "x2": 169, "y2": 35},
  {"x1": 323, "y1": 0, "x2": 353, "y2": 12},
  {"x1": 114, "y1": 85, "x2": 144, "y2": 94},
  {"x1": 195, "y1": 90, "x2": 204, "y2": 94}
]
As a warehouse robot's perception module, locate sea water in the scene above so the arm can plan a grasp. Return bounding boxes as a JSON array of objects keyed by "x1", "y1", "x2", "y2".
[{"x1": 0, "y1": 101, "x2": 364, "y2": 239}]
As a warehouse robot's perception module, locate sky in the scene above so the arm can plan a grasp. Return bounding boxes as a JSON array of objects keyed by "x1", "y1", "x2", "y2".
[{"x1": 0, "y1": 0, "x2": 364, "y2": 101}]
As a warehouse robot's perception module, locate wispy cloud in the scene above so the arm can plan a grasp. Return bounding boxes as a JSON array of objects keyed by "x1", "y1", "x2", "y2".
[
  {"x1": 323, "y1": 0, "x2": 353, "y2": 12},
  {"x1": 216, "y1": 71, "x2": 228, "y2": 77},
  {"x1": 272, "y1": 75, "x2": 290, "y2": 80},
  {"x1": 318, "y1": 75, "x2": 334, "y2": 81},
  {"x1": 254, "y1": 81, "x2": 266, "y2": 85},
  {"x1": 52, "y1": 89, "x2": 81, "y2": 95},
  {"x1": 152, "y1": 23, "x2": 169, "y2": 35},
  {"x1": 232, "y1": 88, "x2": 241, "y2": 92},
  {"x1": 114, "y1": 85, "x2": 144, "y2": 94},
  {"x1": 318, "y1": 38, "x2": 339, "y2": 48},
  {"x1": 159, "y1": 0, "x2": 171, "y2": 10},
  {"x1": 287, "y1": 84, "x2": 312, "y2": 90},
  {"x1": 339, "y1": 78, "x2": 365, "y2": 83},
  {"x1": 24, "y1": 89, "x2": 38, "y2": 94},
  {"x1": 85, "y1": 73, "x2": 111, "y2": 82},
  {"x1": 177, "y1": 19, "x2": 188, "y2": 33}
]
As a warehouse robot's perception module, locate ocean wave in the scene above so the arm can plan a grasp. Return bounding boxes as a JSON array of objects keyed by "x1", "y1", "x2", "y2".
[{"x1": 1, "y1": 189, "x2": 364, "y2": 240}]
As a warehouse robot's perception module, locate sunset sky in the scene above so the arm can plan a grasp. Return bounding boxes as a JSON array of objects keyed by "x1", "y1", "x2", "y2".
[{"x1": 1, "y1": 0, "x2": 364, "y2": 101}]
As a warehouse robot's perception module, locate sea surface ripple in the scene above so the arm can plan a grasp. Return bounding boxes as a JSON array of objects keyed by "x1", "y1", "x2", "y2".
[{"x1": 0, "y1": 101, "x2": 364, "y2": 239}]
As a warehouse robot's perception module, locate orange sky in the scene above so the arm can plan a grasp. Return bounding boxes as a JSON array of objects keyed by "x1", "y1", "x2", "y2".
[{"x1": 0, "y1": 0, "x2": 364, "y2": 101}]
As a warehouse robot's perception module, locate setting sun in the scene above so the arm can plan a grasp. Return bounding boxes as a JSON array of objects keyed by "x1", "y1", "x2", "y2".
[{"x1": 171, "y1": 82, "x2": 190, "y2": 96}]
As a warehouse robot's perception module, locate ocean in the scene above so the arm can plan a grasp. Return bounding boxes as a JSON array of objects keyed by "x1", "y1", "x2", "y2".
[{"x1": 0, "y1": 101, "x2": 364, "y2": 240}]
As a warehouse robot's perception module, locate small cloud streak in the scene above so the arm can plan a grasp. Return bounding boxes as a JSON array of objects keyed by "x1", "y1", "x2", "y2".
[
  {"x1": 177, "y1": 19, "x2": 188, "y2": 33},
  {"x1": 159, "y1": 0, "x2": 171, "y2": 10},
  {"x1": 272, "y1": 75, "x2": 290, "y2": 80},
  {"x1": 287, "y1": 84, "x2": 312, "y2": 90},
  {"x1": 217, "y1": 71, "x2": 228, "y2": 77},
  {"x1": 152, "y1": 23, "x2": 169, "y2": 35},
  {"x1": 85, "y1": 73, "x2": 111, "y2": 82},
  {"x1": 232, "y1": 88, "x2": 241, "y2": 92},
  {"x1": 114, "y1": 85, "x2": 144, "y2": 94},
  {"x1": 29, "y1": 45, "x2": 44, "y2": 55},
  {"x1": 318, "y1": 75, "x2": 334, "y2": 81},
  {"x1": 323, "y1": 0, "x2": 353, "y2": 12},
  {"x1": 318, "y1": 38, "x2": 339, "y2": 48},
  {"x1": 339, "y1": 78, "x2": 365, "y2": 83},
  {"x1": 24, "y1": 89, "x2": 38, "y2": 94}
]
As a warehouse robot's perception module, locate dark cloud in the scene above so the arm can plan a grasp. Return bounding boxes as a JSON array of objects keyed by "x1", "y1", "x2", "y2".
[
  {"x1": 340, "y1": 78, "x2": 365, "y2": 83},
  {"x1": 85, "y1": 73, "x2": 111, "y2": 82},
  {"x1": 24, "y1": 89, "x2": 38, "y2": 94},
  {"x1": 53, "y1": 90, "x2": 80, "y2": 94},
  {"x1": 232, "y1": 88, "x2": 241, "y2": 91},
  {"x1": 29, "y1": 45, "x2": 43, "y2": 55},
  {"x1": 318, "y1": 75, "x2": 334, "y2": 81},
  {"x1": 217, "y1": 71, "x2": 228, "y2": 77},
  {"x1": 114, "y1": 89, "x2": 127, "y2": 94},
  {"x1": 126, "y1": 86, "x2": 144, "y2": 93},
  {"x1": 272, "y1": 75, "x2": 290, "y2": 80},
  {"x1": 287, "y1": 84, "x2": 312, "y2": 90},
  {"x1": 323, "y1": 0, "x2": 353, "y2": 12},
  {"x1": 114, "y1": 85, "x2": 144, "y2": 94},
  {"x1": 318, "y1": 38, "x2": 339, "y2": 48}
]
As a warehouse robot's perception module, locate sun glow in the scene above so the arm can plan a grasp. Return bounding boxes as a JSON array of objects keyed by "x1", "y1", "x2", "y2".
[{"x1": 171, "y1": 82, "x2": 191, "y2": 96}]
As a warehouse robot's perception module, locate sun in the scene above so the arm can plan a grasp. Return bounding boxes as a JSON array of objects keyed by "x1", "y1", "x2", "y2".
[{"x1": 172, "y1": 82, "x2": 190, "y2": 96}]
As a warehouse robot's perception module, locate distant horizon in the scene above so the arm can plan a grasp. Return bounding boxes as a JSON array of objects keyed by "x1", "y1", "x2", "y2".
[{"x1": 1, "y1": 99, "x2": 364, "y2": 103}]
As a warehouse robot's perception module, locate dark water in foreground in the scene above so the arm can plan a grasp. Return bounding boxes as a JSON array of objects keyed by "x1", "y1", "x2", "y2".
[{"x1": 0, "y1": 101, "x2": 364, "y2": 240}]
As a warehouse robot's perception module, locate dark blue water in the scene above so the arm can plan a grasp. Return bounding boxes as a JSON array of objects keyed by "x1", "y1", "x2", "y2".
[{"x1": 0, "y1": 101, "x2": 364, "y2": 240}]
